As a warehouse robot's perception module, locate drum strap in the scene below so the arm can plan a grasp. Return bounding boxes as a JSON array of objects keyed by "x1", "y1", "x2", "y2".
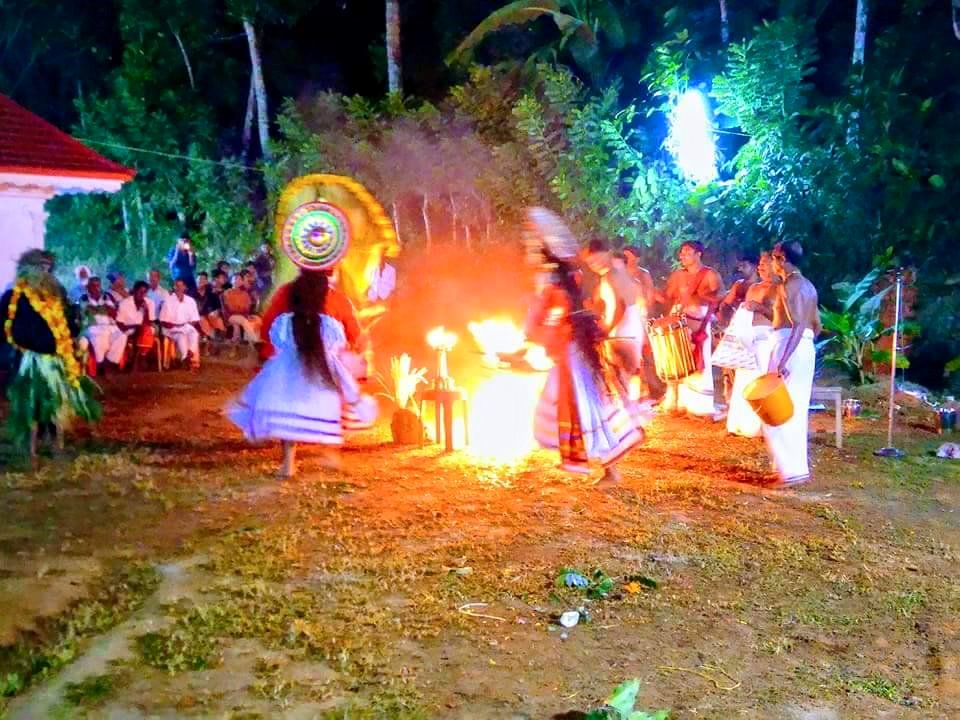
[{"x1": 689, "y1": 267, "x2": 717, "y2": 371}]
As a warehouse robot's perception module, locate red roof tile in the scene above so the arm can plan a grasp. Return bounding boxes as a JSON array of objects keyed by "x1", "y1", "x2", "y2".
[{"x1": 0, "y1": 93, "x2": 135, "y2": 181}]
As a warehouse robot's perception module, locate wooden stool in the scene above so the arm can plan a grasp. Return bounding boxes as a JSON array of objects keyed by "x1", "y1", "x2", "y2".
[{"x1": 417, "y1": 387, "x2": 469, "y2": 452}]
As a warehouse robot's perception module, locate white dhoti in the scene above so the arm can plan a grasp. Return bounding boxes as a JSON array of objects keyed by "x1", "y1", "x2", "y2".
[
  {"x1": 227, "y1": 314, "x2": 262, "y2": 342},
  {"x1": 763, "y1": 329, "x2": 816, "y2": 484},
  {"x1": 165, "y1": 324, "x2": 200, "y2": 363},
  {"x1": 83, "y1": 323, "x2": 127, "y2": 364},
  {"x1": 725, "y1": 310, "x2": 774, "y2": 438},
  {"x1": 608, "y1": 303, "x2": 646, "y2": 377},
  {"x1": 663, "y1": 305, "x2": 715, "y2": 417}
]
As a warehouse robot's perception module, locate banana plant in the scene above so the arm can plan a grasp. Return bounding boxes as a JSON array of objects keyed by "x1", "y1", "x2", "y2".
[{"x1": 817, "y1": 253, "x2": 913, "y2": 385}]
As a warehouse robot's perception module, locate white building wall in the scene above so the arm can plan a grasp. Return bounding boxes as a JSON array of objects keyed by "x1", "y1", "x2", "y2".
[{"x1": 0, "y1": 185, "x2": 52, "y2": 291}]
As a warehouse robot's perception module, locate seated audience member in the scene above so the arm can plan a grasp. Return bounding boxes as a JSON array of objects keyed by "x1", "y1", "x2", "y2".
[
  {"x1": 116, "y1": 280, "x2": 157, "y2": 370},
  {"x1": 106, "y1": 271, "x2": 129, "y2": 305},
  {"x1": 198, "y1": 270, "x2": 228, "y2": 338},
  {"x1": 147, "y1": 269, "x2": 170, "y2": 314},
  {"x1": 159, "y1": 278, "x2": 201, "y2": 370},
  {"x1": 81, "y1": 276, "x2": 126, "y2": 369},
  {"x1": 222, "y1": 271, "x2": 262, "y2": 343},
  {"x1": 70, "y1": 265, "x2": 91, "y2": 304}
]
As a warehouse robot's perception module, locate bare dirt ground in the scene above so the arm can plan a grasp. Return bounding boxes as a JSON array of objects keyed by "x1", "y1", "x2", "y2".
[{"x1": 1, "y1": 359, "x2": 959, "y2": 720}]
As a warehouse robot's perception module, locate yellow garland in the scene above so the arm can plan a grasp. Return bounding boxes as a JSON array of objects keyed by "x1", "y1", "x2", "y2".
[{"x1": 4, "y1": 280, "x2": 82, "y2": 387}]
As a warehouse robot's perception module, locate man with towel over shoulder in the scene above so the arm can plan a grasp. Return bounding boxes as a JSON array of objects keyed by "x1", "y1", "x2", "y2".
[{"x1": 765, "y1": 240, "x2": 822, "y2": 487}]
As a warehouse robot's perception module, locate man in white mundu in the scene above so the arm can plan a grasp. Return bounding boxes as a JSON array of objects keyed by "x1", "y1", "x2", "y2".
[
  {"x1": 584, "y1": 238, "x2": 644, "y2": 393},
  {"x1": 724, "y1": 252, "x2": 779, "y2": 437},
  {"x1": 765, "y1": 241, "x2": 821, "y2": 486},
  {"x1": 80, "y1": 276, "x2": 126, "y2": 367},
  {"x1": 159, "y1": 278, "x2": 201, "y2": 369},
  {"x1": 660, "y1": 241, "x2": 724, "y2": 417}
]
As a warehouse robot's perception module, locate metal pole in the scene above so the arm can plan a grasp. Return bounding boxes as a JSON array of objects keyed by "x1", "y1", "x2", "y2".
[
  {"x1": 875, "y1": 269, "x2": 905, "y2": 458},
  {"x1": 886, "y1": 271, "x2": 902, "y2": 446}
]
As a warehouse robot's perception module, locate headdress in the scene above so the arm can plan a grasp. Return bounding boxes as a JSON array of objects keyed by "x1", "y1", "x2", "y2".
[
  {"x1": 274, "y1": 174, "x2": 394, "y2": 272},
  {"x1": 524, "y1": 207, "x2": 578, "y2": 261}
]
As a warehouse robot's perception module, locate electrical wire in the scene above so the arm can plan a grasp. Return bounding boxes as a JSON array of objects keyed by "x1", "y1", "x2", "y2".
[{"x1": 75, "y1": 138, "x2": 261, "y2": 172}]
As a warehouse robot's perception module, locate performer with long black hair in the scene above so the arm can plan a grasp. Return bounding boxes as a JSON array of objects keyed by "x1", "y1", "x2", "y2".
[
  {"x1": 228, "y1": 270, "x2": 376, "y2": 478},
  {"x1": 523, "y1": 208, "x2": 646, "y2": 485}
]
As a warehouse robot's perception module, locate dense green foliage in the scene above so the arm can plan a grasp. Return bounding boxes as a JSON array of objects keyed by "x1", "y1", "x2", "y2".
[{"x1": 3, "y1": 0, "x2": 959, "y2": 387}]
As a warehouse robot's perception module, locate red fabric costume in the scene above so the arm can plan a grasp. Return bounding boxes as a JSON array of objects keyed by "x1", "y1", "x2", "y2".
[{"x1": 258, "y1": 281, "x2": 363, "y2": 362}]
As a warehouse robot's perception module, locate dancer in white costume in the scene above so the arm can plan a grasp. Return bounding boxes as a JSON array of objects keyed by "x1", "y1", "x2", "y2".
[
  {"x1": 228, "y1": 270, "x2": 376, "y2": 477},
  {"x1": 764, "y1": 241, "x2": 821, "y2": 486},
  {"x1": 658, "y1": 241, "x2": 724, "y2": 417},
  {"x1": 725, "y1": 252, "x2": 780, "y2": 437},
  {"x1": 524, "y1": 209, "x2": 646, "y2": 486}
]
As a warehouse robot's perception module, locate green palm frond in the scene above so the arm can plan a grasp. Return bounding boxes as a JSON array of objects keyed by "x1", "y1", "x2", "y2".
[
  {"x1": 446, "y1": 1, "x2": 596, "y2": 66},
  {"x1": 375, "y1": 354, "x2": 427, "y2": 410}
]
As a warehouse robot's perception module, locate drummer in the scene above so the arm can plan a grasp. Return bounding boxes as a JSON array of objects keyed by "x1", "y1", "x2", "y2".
[
  {"x1": 583, "y1": 238, "x2": 643, "y2": 394},
  {"x1": 657, "y1": 241, "x2": 724, "y2": 417}
]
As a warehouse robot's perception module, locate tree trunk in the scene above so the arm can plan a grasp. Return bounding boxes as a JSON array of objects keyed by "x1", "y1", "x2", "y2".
[
  {"x1": 134, "y1": 190, "x2": 149, "y2": 257},
  {"x1": 421, "y1": 195, "x2": 432, "y2": 251},
  {"x1": 449, "y1": 193, "x2": 458, "y2": 245},
  {"x1": 719, "y1": 0, "x2": 730, "y2": 44},
  {"x1": 463, "y1": 222, "x2": 472, "y2": 251},
  {"x1": 848, "y1": 0, "x2": 869, "y2": 146},
  {"x1": 170, "y1": 28, "x2": 196, "y2": 90},
  {"x1": 243, "y1": 18, "x2": 271, "y2": 160},
  {"x1": 852, "y1": 0, "x2": 868, "y2": 68},
  {"x1": 953, "y1": 0, "x2": 960, "y2": 41},
  {"x1": 121, "y1": 196, "x2": 132, "y2": 253},
  {"x1": 242, "y1": 71, "x2": 255, "y2": 159},
  {"x1": 391, "y1": 200, "x2": 402, "y2": 246},
  {"x1": 385, "y1": 0, "x2": 403, "y2": 95}
]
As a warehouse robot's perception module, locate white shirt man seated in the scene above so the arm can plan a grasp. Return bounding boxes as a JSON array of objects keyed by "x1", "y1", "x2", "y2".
[
  {"x1": 80, "y1": 276, "x2": 127, "y2": 366},
  {"x1": 159, "y1": 278, "x2": 201, "y2": 369},
  {"x1": 147, "y1": 269, "x2": 170, "y2": 313}
]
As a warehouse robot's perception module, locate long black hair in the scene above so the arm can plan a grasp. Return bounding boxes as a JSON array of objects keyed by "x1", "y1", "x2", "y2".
[
  {"x1": 290, "y1": 271, "x2": 335, "y2": 386},
  {"x1": 545, "y1": 250, "x2": 606, "y2": 380}
]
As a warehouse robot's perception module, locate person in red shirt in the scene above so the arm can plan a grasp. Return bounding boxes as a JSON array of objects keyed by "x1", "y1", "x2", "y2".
[{"x1": 258, "y1": 271, "x2": 370, "y2": 378}]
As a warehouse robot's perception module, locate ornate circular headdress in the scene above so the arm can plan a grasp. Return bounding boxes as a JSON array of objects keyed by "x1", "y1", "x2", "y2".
[
  {"x1": 272, "y1": 175, "x2": 398, "y2": 301},
  {"x1": 524, "y1": 207, "x2": 578, "y2": 261},
  {"x1": 280, "y1": 201, "x2": 351, "y2": 271}
]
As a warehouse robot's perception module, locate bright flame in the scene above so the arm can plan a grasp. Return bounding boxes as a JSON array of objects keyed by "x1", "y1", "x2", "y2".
[
  {"x1": 523, "y1": 344, "x2": 552, "y2": 372},
  {"x1": 426, "y1": 326, "x2": 458, "y2": 351},
  {"x1": 598, "y1": 278, "x2": 617, "y2": 329},
  {"x1": 467, "y1": 371, "x2": 547, "y2": 465},
  {"x1": 468, "y1": 319, "x2": 525, "y2": 357},
  {"x1": 667, "y1": 89, "x2": 718, "y2": 185},
  {"x1": 464, "y1": 318, "x2": 552, "y2": 465}
]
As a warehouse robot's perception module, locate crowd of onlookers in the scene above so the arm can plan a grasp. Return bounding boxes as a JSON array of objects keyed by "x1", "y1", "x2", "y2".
[{"x1": 70, "y1": 237, "x2": 276, "y2": 374}]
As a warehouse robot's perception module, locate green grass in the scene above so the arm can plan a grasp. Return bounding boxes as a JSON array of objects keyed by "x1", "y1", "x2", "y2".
[
  {"x1": 63, "y1": 672, "x2": 123, "y2": 707},
  {"x1": 0, "y1": 563, "x2": 159, "y2": 701},
  {"x1": 843, "y1": 673, "x2": 904, "y2": 702}
]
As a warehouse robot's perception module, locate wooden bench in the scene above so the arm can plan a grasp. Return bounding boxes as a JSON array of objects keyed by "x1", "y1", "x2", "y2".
[{"x1": 811, "y1": 385, "x2": 843, "y2": 449}]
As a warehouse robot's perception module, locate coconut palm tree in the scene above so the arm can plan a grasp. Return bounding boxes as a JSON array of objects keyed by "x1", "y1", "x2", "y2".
[{"x1": 386, "y1": 0, "x2": 402, "y2": 95}]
